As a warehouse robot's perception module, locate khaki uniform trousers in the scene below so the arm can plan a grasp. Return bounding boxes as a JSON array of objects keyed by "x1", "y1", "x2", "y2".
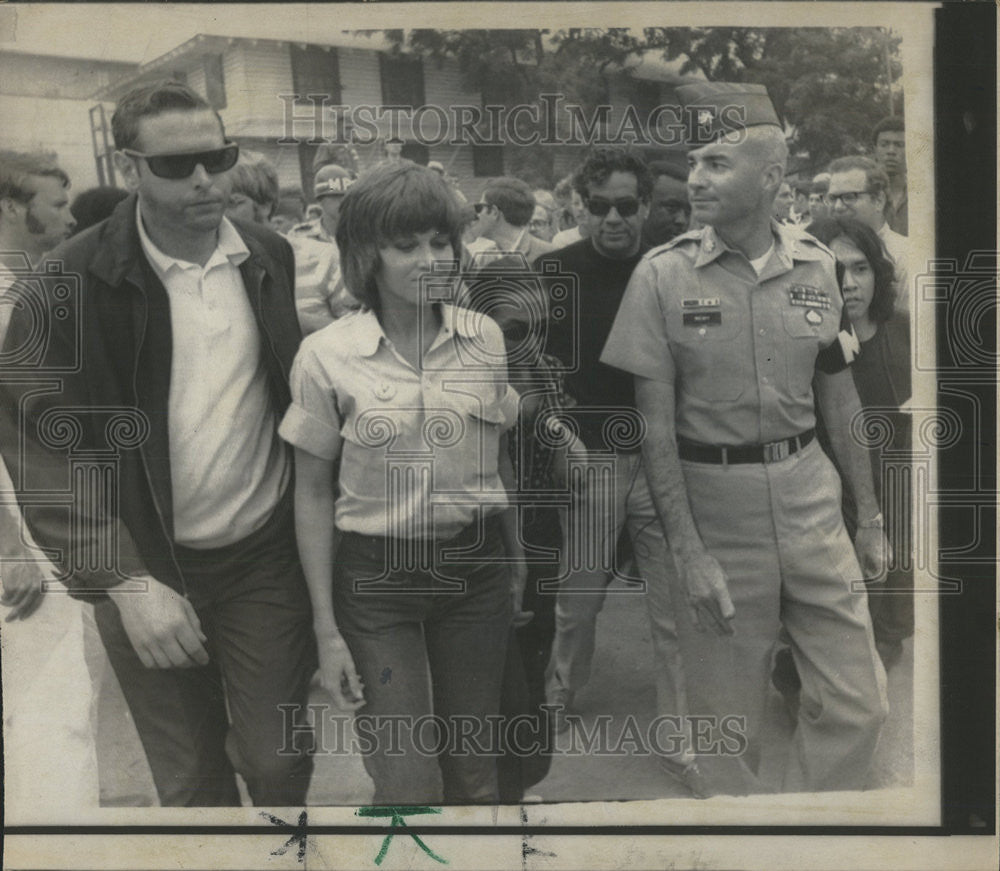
[{"x1": 675, "y1": 437, "x2": 889, "y2": 793}]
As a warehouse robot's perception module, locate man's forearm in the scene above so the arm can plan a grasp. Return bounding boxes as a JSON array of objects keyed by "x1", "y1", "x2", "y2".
[
  {"x1": 635, "y1": 377, "x2": 705, "y2": 561},
  {"x1": 816, "y1": 370, "x2": 881, "y2": 521}
]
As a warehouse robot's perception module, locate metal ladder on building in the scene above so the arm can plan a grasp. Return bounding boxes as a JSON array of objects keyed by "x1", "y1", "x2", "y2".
[{"x1": 89, "y1": 104, "x2": 117, "y2": 187}]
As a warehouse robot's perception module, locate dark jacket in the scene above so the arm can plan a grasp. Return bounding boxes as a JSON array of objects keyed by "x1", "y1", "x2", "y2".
[{"x1": 0, "y1": 194, "x2": 302, "y2": 596}]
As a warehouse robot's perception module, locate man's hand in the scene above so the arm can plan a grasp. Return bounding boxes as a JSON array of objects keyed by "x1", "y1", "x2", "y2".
[
  {"x1": 316, "y1": 635, "x2": 365, "y2": 711},
  {"x1": 854, "y1": 526, "x2": 892, "y2": 583},
  {"x1": 679, "y1": 552, "x2": 735, "y2": 636},
  {"x1": 1, "y1": 562, "x2": 45, "y2": 622},
  {"x1": 109, "y1": 575, "x2": 209, "y2": 668}
]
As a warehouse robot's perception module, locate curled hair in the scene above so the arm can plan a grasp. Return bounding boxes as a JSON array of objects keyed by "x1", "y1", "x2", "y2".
[
  {"x1": 871, "y1": 115, "x2": 905, "y2": 145},
  {"x1": 573, "y1": 148, "x2": 653, "y2": 201},
  {"x1": 0, "y1": 150, "x2": 70, "y2": 204},
  {"x1": 228, "y1": 151, "x2": 279, "y2": 218},
  {"x1": 335, "y1": 163, "x2": 464, "y2": 311},
  {"x1": 112, "y1": 80, "x2": 223, "y2": 151},
  {"x1": 806, "y1": 216, "x2": 897, "y2": 325},
  {"x1": 647, "y1": 160, "x2": 687, "y2": 184}
]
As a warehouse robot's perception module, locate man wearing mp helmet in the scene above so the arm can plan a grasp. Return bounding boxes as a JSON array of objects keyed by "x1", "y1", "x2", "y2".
[{"x1": 601, "y1": 82, "x2": 890, "y2": 794}]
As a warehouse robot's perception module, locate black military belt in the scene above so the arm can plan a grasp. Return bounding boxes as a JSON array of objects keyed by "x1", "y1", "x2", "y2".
[{"x1": 677, "y1": 429, "x2": 815, "y2": 465}]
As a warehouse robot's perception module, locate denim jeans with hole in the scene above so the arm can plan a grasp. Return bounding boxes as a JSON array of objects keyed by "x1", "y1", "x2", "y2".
[{"x1": 332, "y1": 515, "x2": 511, "y2": 805}]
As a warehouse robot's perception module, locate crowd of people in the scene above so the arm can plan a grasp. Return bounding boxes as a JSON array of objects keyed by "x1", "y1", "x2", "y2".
[{"x1": 1, "y1": 77, "x2": 912, "y2": 809}]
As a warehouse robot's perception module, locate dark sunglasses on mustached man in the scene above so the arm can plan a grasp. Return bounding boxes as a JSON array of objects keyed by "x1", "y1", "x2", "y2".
[
  {"x1": 122, "y1": 142, "x2": 240, "y2": 180},
  {"x1": 585, "y1": 195, "x2": 642, "y2": 218}
]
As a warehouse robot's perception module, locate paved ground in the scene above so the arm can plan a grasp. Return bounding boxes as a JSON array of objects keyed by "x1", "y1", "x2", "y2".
[{"x1": 94, "y1": 580, "x2": 913, "y2": 806}]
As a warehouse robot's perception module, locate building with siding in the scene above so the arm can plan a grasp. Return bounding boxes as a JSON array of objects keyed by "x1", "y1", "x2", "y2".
[{"x1": 2, "y1": 27, "x2": 694, "y2": 203}]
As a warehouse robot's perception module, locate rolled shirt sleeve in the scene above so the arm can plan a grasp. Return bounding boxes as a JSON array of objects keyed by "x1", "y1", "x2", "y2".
[
  {"x1": 599, "y1": 258, "x2": 675, "y2": 383},
  {"x1": 498, "y1": 382, "x2": 521, "y2": 430},
  {"x1": 279, "y1": 344, "x2": 344, "y2": 461}
]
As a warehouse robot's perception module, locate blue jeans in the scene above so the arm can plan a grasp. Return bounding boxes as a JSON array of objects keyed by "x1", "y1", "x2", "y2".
[
  {"x1": 333, "y1": 515, "x2": 511, "y2": 805},
  {"x1": 95, "y1": 492, "x2": 316, "y2": 807}
]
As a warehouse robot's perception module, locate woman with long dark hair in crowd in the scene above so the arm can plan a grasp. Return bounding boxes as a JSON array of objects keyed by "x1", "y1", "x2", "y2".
[
  {"x1": 279, "y1": 162, "x2": 526, "y2": 804},
  {"x1": 808, "y1": 216, "x2": 913, "y2": 667}
]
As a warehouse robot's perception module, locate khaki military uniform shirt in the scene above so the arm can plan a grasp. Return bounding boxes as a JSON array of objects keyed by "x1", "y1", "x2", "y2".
[{"x1": 601, "y1": 222, "x2": 843, "y2": 447}]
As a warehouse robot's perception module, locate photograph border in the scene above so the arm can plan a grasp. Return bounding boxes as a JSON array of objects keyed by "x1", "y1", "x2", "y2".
[{"x1": 1, "y1": 0, "x2": 995, "y2": 868}]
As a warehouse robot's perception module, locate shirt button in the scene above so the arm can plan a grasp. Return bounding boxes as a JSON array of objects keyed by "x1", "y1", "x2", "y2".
[
  {"x1": 758, "y1": 328, "x2": 766, "y2": 336},
  {"x1": 762, "y1": 377, "x2": 769, "y2": 384}
]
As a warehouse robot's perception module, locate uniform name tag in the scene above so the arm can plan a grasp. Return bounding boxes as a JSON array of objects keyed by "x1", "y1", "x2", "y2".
[
  {"x1": 682, "y1": 297, "x2": 721, "y2": 308},
  {"x1": 788, "y1": 284, "x2": 831, "y2": 309},
  {"x1": 683, "y1": 310, "x2": 722, "y2": 327}
]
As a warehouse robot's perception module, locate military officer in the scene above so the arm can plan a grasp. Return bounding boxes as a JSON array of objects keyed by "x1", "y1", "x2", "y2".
[{"x1": 601, "y1": 82, "x2": 890, "y2": 795}]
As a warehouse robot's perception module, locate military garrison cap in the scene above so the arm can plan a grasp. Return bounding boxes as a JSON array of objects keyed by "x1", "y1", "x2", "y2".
[{"x1": 675, "y1": 81, "x2": 781, "y2": 146}]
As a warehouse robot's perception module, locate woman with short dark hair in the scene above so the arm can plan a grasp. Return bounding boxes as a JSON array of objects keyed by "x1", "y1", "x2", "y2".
[{"x1": 280, "y1": 163, "x2": 525, "y2": 804}]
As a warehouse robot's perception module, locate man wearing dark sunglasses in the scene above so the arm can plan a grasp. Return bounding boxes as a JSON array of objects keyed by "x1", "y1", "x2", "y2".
[
  {"x1": 471, "y1": 177, "x2": 556, "y2": 267},
  {"x1": 0, "y1": 80, "x2": 314, "y2": 807},
  {"x1": 533, "y1": 148, "x2": 706, "y2": 795}
]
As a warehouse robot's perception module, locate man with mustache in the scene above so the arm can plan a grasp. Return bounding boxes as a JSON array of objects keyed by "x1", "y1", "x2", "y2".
[{"x1": 0, "y1": 81, "x2": 315, "y2": 806}]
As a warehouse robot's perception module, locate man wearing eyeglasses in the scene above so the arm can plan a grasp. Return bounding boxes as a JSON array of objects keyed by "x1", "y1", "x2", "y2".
[
  {"x1": 534, "y1": 147, "x2": 705, "y2": 795},
  {"x1": 602, "y1": 83, "x2": 889, "y2": 795},
  {"x1": 826, "y1": 155, "x2": 910, "y2": 311},
  {"x1": 0, "y1": 81, "x2": 315, "y2": 807}
]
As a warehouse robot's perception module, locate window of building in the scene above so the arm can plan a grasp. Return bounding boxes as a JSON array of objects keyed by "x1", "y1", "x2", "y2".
[
  {"x1": 379, "y1": 53, "x2": 425, "y2": 108},
  {"x1": 291, "y1": 44, "x2": 341, "y2": 103}
]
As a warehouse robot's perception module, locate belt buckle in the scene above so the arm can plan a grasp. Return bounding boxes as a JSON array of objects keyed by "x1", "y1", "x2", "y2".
[{"x1": 762, "y1": 439, "x2": 789, "y2": 463}]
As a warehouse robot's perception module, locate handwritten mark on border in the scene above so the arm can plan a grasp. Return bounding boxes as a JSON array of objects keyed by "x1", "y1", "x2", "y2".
[
  {"x1": 357, "y1": 806, "x2": 448, "y2": 865},
  {"x1": 261, "y1": 810, "x2": 309, "y2": 863}
]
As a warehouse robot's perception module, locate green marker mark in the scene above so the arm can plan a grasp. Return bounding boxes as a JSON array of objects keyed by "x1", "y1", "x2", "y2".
[{"x1": 356, "y1": 806, "x2": 448, "y2": 865}]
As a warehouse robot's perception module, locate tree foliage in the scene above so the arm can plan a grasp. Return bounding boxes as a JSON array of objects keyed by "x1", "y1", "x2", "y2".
[{"x1": 379, "y1": 26, "x2": 902, "y2": 174}]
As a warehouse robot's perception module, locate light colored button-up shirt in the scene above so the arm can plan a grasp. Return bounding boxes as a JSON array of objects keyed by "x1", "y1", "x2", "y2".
[
  {"x1": 279, "y1": 305, "x2": 519, "y2": 539},
  {"x1": 136, "y1": 206, "x2": 289, "y2": 547},
  {"x1": 877, "y1": 222, "x2": 910, "y2": 312},
  {"x1": 601, "y1": 222, "x2": 842, "y2": 447}
]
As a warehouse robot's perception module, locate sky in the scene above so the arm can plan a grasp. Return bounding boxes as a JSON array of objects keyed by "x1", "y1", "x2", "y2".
[{"x1": 0, "y1": 3, "x2": 394, "y2": 64}]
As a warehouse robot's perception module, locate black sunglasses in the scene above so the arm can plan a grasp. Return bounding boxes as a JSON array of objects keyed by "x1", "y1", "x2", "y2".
[
  {"x1": 585, "y1": 196, "x2": 642, "y2": 218},
  {"x1": 123, "y1": 142, "x2": 240, "y2": 180}
]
